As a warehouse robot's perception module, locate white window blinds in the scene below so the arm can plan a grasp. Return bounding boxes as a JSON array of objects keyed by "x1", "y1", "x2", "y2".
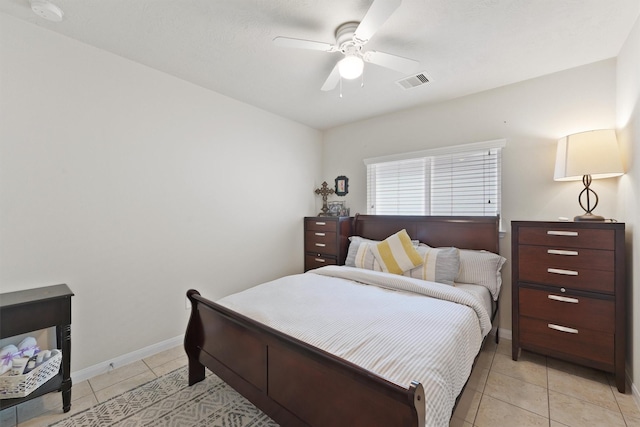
[
  {"x1": 367, "y1": 158, "x2": 428, "y2": 215},
  {"x1": 365, "y1": 140, "x2": 505, "y2": 216}
]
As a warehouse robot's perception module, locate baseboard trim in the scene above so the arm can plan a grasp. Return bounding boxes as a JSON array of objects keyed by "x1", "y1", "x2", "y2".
[
  {"x1": 489, "y1": 327, "x2": 512, "y2": 342},
  {"x1": 71, "y1": 334, "x2": 184, "y2": 383},
  {"x1": 628, "y1": 370, "x2": 640, "y2": 411},
  {"x1": 498, "y1": 327, "x2": 512, "y2": 341}
]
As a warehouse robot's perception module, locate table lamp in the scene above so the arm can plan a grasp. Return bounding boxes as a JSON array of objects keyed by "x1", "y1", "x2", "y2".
[{"x1": 554, "y1": 129, "x2": 624, "y2": 221}]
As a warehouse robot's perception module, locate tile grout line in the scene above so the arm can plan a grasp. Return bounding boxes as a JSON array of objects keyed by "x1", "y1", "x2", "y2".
[{"x1": 546, "y1": 355, "x2": 551, "y2": 427}]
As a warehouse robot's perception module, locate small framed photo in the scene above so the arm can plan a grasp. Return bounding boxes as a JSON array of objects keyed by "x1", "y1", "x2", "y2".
[
  {"x1": 327, "y1": 201, "x2": 345, "y2": 216},
  {"x1": 335, "y1": 176, "x2": 349, "y2": 196}
]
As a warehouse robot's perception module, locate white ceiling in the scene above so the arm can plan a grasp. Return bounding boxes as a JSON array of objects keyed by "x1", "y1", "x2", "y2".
[{"x1": 2, "y1": 0, "x2": 639, "y2": 130}]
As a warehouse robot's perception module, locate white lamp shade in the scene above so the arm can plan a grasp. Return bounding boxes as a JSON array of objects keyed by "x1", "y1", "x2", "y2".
[
  {"x1": 554, "y1": 129, "x2": 624, "y2": 181},
  {"x1": 338, "y1": 55, "x2": 364, "y2": 80}
]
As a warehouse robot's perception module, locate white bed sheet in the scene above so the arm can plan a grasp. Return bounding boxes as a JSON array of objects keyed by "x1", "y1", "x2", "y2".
[
  {"x1": 455, "y1": 282, "x2": 493, "y2": 318},
  {"x1": 217, "y1": 265, "x2": 492, "y2": 427}
]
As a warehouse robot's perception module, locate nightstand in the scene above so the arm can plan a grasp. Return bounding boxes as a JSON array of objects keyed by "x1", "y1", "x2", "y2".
[
  {"x1": 511, "y1": 221, "x2": 626, "y2": 392},
  {"x1": 0, "y1": 284, "x2": 74, "y2": 411},
  {"x1": 304, "y1": 217, "x2": 352, "y2": 271}
]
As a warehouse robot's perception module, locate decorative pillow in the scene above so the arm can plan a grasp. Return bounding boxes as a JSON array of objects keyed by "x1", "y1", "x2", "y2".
[
  {"x1": 345, "y1": 236, "x2": 379, "y2": 267},
  {"x1": 346, "y1": 236, "x2": 419, "y2": 267},
  {"x1": 353, "y1": 242, "x2": 381, "y2": 271},
  {"x1": 403, "y1": 246, "x2": 460, "y2": 286},
  {"x1": 369, "y1": 229, "x2": 423, "y2": 275},
  {"x1": 456, "y1": 249, "x2": 507, "y2": 300},
  {"x1": 353, "y1": 242, "x2": 460, "y2": 286}
]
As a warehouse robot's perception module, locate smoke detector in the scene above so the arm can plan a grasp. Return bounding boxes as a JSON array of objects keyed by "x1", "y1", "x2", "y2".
[{"x1": 30, "y1": 0, "x2": 64, "y2": 22}]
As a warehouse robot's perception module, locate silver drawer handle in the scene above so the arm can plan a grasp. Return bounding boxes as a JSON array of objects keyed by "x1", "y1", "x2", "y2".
[
  {"x1": 315, "y1": 222, "x2": 326, "y2": 226},
  {"x1": 548, "y1": 323, "x2": 578, "y2": 334},
  {"x1": 548, "y1": 268, "x2": 578, "y2": 276},
  {"x1": 547, "y1": 230, "x2": 578, "y2": 236},
  {"x1": 315, "y1": 243, "x2": 326, "y2": 247},
  {"x1": 547, "y1": 249, "x2": 578, "y2": 256},
  {"x1": 314, "y1": 258, "x2": 326, "y2": 263},
  {"x1": 314, "y1": 232, "x2": 326, "y2": 236},
  {"x1": 548, "y1": 295, "x2": 579, "y2": 304}
]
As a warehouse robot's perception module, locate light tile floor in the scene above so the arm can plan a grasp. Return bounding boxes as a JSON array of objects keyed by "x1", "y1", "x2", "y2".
[{"x1": 1, "y1": 340, "x2": 639, "y2": 426}]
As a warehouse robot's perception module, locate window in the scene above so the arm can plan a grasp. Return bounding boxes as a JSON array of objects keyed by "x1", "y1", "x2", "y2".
[{"x1": 365, "y1": 139, "x2": 505, "y2": 217}]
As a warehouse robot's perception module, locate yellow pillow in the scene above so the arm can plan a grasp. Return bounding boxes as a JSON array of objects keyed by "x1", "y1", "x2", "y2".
[{"x1": 370, "y1": 229, "x2": 423, "y2": 275}]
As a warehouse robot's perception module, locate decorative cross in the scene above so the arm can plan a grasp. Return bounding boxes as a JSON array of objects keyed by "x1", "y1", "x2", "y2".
[{"x1": 314, "y1": 181, "x2": 335, "y2": 216}]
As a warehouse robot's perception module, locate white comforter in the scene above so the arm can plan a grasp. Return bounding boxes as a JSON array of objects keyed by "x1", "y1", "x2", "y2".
[{"x1": 216, "y1": 265, "x2": 492, "y2": 427}]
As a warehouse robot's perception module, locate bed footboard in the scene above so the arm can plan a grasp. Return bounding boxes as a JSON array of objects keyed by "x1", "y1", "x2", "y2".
[{"x1": 184, "y1": 289, "x2": 425, "y2": 427}]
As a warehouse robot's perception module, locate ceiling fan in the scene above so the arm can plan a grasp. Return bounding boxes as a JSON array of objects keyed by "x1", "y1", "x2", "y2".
[{"x1": 273, "y1": 0, "x2": 420, "y2": 91}]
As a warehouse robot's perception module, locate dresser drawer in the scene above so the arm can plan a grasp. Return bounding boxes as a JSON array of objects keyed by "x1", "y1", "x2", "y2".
[
  {"x1": 305, "y1": 230, "x2": 338, "y2": 254},
  {"x1": 518, "y1": 226, "x2": 614, "y2": 250},
  {"x1": 519, "y1": 245, "x2": 614, "y2": 272},
  {"x1": 519, "y1": 287, "x2": 614, "y2": 333},
  {"x1": 519, "y1": 257, "x2": 614, "y2": 293},
  {"x1": 304, "y1": 254, "x2": 337, "y2": 271},
  {"x1": 305, "y1": 219, "x2": 337, "y2": 233},
  {"x1": 520, "y1": 316, "x2": 614, "y2": 367}
]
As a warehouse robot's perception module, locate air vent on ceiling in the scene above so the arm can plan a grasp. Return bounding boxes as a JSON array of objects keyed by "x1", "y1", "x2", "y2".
[{"x1": 396, "y1": 72, "x2": 430, "y2": 89}]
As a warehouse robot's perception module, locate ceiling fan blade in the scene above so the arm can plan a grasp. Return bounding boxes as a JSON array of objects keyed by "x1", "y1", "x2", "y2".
[
  {"x1": 321, "y1": 64, "x2": 340, "y2": 91},
  {"x1": 354, "y1": 0, "x2": 402, "y2": 44},
  {"x1": 363, "y1": 50, "x2": 419, "y2": 73},
  {"x1": 273, "y1": 36, "x2": 335, "y2": 52}
]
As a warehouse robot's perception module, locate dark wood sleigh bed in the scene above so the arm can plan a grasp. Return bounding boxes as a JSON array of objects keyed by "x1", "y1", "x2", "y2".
[{"x1": 184, "y1": 215, "x2": 501, "y2": 427}]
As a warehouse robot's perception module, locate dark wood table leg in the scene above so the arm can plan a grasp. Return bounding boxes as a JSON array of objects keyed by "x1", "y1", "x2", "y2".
[{"x1": 58, "y1": 323, "x2": 72, "y2": 412}]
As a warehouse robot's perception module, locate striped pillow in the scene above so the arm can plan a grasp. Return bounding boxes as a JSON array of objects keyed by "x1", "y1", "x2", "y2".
[
  {"x1": 404, "y1": 246, "x2": 460, "y2": 286},
  {"x1": 354, "y1": 243, "x2": 460, "y2": 286},
  {"x1": 457, "y1": 249, "x2": 507, "y2": 300},
  {"x1": 346, "y1": 236, "x2": 419, "y2": 267},
  {"x1": 353, "y1": 242, "x2": 381, "y2": 271},
  {"x1": 345, "y1": 236, "x2": 378, "y2": 267},
  {"x1": 369, "y1": 229, "x2": 423, "y2": 275}
]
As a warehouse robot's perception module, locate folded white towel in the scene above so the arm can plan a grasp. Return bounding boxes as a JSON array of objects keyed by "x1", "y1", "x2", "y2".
[
  {"x1": 0, "y1": 345, "x2": 18, "y2": 375},
  {"x1": 18, "y1": 337, "x2": 39, "y2": 358}
]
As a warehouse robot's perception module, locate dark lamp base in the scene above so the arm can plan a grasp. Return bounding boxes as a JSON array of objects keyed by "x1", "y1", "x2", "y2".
[{"x1": 574, "y1": 213, "x2": 605, "y2": 222}]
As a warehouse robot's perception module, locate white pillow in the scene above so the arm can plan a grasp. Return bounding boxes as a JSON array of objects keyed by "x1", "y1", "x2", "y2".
[{"x1": 457, "y1": 249, "x2": 506, "y2": 300}]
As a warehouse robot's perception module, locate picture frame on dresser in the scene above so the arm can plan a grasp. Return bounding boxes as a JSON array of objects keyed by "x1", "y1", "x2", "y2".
[
  {"x1": 327, "y1": 201, "x2": 344, "y2": 216},
  {"x1": 511, "y1": 220, "x2": 626, "y2": 393}
]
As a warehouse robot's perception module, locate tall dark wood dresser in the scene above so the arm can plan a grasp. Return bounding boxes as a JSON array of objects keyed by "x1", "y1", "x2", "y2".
[{"x1": 511, "y1": 221, "x2": 626, "y2": 392}]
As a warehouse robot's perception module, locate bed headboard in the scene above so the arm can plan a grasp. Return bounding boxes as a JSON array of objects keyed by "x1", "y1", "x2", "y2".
[{"x1": 352, "y1": 215, "x2": 500, "y2": 254}]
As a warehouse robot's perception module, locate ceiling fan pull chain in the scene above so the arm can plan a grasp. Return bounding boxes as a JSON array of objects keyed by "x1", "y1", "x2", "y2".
[
  {"x1": 339, "y1": 76, "x2": 343, "y2": 98},
  {"x1": 361, "y1": 70, "x2": 364, "y2": 88}
]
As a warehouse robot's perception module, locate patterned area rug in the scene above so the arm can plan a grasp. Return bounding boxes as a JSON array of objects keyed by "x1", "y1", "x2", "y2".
[{"x1": 51, "y1": 366, "x2": 279, "y2": 426}]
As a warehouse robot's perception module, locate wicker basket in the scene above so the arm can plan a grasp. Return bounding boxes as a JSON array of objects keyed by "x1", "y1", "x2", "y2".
[{"x1": 0, "y1": 351, "x2": 62, "y2": 399}]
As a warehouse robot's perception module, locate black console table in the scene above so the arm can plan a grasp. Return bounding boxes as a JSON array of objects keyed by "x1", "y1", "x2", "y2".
[{"x1": 0, "y1": 284, "x2": 74, "y2": 412}]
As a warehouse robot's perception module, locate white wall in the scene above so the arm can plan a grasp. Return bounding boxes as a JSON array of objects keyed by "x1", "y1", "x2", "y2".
[
  {"x1": 0, "y1": 14, "x2": 322, "y2": 373},
  {"x1": 323, "y1": 59, "x2": 619, "y2": 341},
  {"x1": 617, "y1": 15, "x2": 640, "y2": 395}
]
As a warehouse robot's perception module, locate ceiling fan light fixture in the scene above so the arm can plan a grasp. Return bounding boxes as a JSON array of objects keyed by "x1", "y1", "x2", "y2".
[{"x1": 338, "y1": 55, "x2": 364, "y2": 80}]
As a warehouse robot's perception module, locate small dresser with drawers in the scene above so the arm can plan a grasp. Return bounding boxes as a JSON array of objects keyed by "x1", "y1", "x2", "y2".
[
  {"x1": 511, "y1": 221, "x2": 626, "y2": 392},
  {"x1": 304, "y1": 217, "x2": 352, "y2": 272}
]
